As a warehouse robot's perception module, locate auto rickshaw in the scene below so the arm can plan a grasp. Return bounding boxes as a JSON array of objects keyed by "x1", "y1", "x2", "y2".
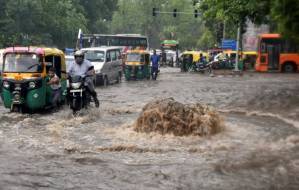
[
  {"x1": 181, "y1": 51, "x2": 209, "y2": 72},
  {"x1": 1, "y1": 47, "x2": 67, "y2": 112},
  {"x1": 124, "y1": 50, "x2": 151, "y2": 80},
  {"x1": 242, "y1": 51, "x2": 257, "y2": 70},
  {"x1": 0, "y1": 49, "x2": 4, "y2": 90}
]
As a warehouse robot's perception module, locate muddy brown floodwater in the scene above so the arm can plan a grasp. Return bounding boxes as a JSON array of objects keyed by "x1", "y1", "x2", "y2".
[{"x1": 0, "y1": 68, "x2": 299, "y2": 190}]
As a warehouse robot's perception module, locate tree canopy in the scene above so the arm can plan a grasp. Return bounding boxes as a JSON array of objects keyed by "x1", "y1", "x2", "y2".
[
  {"x1": 0, "y1": 0, "x2": 298, "y2": 49},
  {"x1": 199, "y1": 0, "x2": 299, "y2": 43},
  {"x1": 0, "y1": 0, "x2": 116, "y2": 48}
]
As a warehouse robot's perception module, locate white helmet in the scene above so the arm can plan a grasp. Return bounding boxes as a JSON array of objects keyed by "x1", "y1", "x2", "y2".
[{"x1": 74, "y1": 50, "x2": 84, "y2": 58}]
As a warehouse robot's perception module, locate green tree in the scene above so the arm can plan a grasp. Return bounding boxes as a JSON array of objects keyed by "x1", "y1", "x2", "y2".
[
  {"x1": 0, "y1": 0, "x2": 88, "y2": 48},
  {"x1": 111, "y1": 0, "x2": 205, "y2": 49},
  {"x1": 79, "y1": 0, "x2": 118, "y2": 33},
  {"x1": 271, "y1": 0, "x2": 299, "y2": 42}
]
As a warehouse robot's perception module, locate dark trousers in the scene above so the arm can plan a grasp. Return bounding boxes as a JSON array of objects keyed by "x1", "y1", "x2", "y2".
[
  {"x1": 85, "y1": 77, "x2": 99, "y2": 102},
  {"x1": 151, "y1": 66, "x2": 159, "y2": 80},
  {"x1": 52, "y1": 88, "x2": 61, "y2": 108}
]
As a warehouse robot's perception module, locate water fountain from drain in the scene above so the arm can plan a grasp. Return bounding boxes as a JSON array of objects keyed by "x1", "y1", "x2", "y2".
[{"x1": 134, "y1": 98, "x2": 224, "y2": 136}]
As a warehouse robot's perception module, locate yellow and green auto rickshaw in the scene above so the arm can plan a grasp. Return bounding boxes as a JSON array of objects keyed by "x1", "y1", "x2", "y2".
[
  {"x1": 1, "y1": 47, "x2": 67, "y2": 112},
  {"x1": 242, "y1": 51, "x2": 257, "y2": 70},
  {"x1": 124, "y1": 50, "x2": 151, "y2": 80},
  {"x1": 181, "y1": 51, "x2": 209, "y2": 72}
]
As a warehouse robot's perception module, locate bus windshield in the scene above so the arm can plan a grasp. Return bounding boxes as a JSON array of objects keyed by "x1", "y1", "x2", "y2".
[
  {"x1": 84, "y1": 51, "x2": 105, "y2": 62},
  {"x1": 126, "y1": 53, "x2": 144, "y2": 62},
  {"x1": 3, "y1": 53, "x2": 42, "y2": 73}
]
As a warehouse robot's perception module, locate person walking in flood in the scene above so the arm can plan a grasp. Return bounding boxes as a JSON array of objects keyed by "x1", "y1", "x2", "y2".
[{"x1": 150, "y1": 49, "x2": 160, "y2": 80}]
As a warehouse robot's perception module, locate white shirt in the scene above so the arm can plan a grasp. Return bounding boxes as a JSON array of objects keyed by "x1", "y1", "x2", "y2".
[
  {"x1": 50, "y1": 74, "x2": 61, "y2": 90},
  {"x1": 68, "y1": 59, "x2": 93, "y2": 77}
]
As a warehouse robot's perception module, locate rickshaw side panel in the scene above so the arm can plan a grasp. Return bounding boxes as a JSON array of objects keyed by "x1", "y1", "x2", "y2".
[
  {"x1": 2, "y1": 88, "x2": 13, "y2": 108},
  {"x1": 26, "y1": 87, "x2": 46, "y2": 110}
]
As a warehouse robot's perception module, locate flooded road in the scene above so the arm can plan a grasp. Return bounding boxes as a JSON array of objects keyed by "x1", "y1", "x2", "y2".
[{"x1": 0, "y1": 68, "x2": 299, "y2": 190}]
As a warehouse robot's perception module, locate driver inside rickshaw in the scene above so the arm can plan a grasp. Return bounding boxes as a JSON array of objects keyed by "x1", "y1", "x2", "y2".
[{"x1": 4, "y1": 54, "x2": 42, "y2": 73}]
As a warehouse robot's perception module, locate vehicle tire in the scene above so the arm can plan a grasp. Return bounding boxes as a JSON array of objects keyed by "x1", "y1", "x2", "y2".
[
  {"x1": 72, "y1": 98, "x2": 81, "y2": 112},
  {"x1": 116, "y1": 72, "x2": 122, "y2": 83},
  {"x1": 283, "y1": 62, "x2": 296, "y2": 73},
  {"x1": 103, "y1": 76, "x2": 109, "y2": 87}
]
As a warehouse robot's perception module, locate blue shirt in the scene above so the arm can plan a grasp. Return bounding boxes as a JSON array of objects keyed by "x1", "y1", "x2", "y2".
[{"x1": 151, "y1": 54, "x2": 160, "y2": 68}]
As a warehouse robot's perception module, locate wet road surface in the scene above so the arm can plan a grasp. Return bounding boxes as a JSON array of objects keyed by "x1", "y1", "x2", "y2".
[{"x1": 0, "y1": 68, "x2": 299, "y2": 190}]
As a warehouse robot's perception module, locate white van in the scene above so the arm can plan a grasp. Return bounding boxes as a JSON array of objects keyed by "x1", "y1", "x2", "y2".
[
  {"x1": 65, "y1": 55, "x2": 74, "y2": 71},
  {"x1": 81, "y1": 47, "x2": 123, "y2": 86}
]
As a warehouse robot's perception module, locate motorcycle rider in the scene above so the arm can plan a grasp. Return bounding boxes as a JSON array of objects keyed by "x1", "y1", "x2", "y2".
[{"x1": 67, "y1": 50, "x2": 100, "y2": 108}]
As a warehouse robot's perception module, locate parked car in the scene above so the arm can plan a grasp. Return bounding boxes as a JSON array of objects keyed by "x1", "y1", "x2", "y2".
[{"x1": 81, "y1": 47, "x2": 123, "y2": 86}]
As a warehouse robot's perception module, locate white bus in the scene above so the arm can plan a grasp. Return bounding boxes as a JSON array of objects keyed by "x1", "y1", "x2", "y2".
[{"x1": 77, "y1": 32, "x2": 149, "y2": 53}]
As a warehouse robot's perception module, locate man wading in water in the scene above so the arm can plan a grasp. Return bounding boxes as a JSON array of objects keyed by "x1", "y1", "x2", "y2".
[
  {"x1": 151, "y1": 49, "x2": 160, "y2": 80},
  {"x1": 47, "y1": 67, "x2": 61, "y2": 110}
]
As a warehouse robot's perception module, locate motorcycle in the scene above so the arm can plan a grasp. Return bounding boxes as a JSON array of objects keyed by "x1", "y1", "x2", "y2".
[
  {"x1": 68, "y1": 75, "x2": 91, "y2": 114},
  {"x1": 195, "y1": 61, "x2": 212, "y2": 74}
]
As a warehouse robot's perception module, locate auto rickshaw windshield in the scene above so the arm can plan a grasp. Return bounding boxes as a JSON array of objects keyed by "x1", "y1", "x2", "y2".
[
  {"x1": 3, "y1": 53, "x2": 42, "y2": 73},
  {"x1": 126, "y1": 53, "x2": 144, "y2": 62}
]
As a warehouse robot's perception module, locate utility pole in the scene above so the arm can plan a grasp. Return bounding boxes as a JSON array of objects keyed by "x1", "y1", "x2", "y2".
[
  {"x1": 222, "y1": 21, "x2": 226, "y2": 40},
  {"x1": 234, "y1": 23, "x2": 241, "y2": 72}
]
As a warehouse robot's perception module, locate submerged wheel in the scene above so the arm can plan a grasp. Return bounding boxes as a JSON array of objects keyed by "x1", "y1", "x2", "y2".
[
  {"x1": 11, "y1": 105, "x2": 23, "y2": 113},
  {"x1": 283, "y1": 63, "x2": 296, "y2": 73},
  {"x1": 103, "y1": 76, "x2": 109, "y2": 87},
  {"x1": 116, "y1": 72, "x2": 122, "y2": 83}
]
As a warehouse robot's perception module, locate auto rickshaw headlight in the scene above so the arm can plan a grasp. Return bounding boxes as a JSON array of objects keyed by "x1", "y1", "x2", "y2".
[
  {"x1": 29, "y1": 81, "x2": 36, "y2": 89},
  {"x1": 3, "y1": 81, "x2": 10, "y2": 89}
]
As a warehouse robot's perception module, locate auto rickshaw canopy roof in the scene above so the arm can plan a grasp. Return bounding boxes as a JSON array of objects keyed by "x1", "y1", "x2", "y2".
[
  {"x1": 243, "y1": 51, "x2": 257, "y2": 55},
  {"x1": 182, "y1": 50, "x2": 209, "y2": 60},
  {"x1": 4, "y1": 47, "x2": 64, "y2": 57},
  {"x1": 126, "y1": 49, "x2": 150, "y2": 55}
]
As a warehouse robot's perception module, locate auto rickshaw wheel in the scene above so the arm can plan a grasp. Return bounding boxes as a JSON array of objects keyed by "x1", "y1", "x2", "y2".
[
  {"x1": 116, "y1": 72, "x2": 122, "y2": 83},
  {"x1": 11, "y1": 105, "x2": 23, "y2": 113}
]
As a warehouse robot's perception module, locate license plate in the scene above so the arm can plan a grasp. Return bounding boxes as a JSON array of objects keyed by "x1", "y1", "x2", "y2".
[{"x1": 70, "y1": 89, "x2": 83, "y2": 93}]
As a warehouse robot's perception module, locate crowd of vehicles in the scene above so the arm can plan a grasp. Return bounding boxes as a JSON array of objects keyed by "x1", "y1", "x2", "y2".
[
  {"x1": 0, "y1": 33, "x2": 152, "y2": 113},
  {"x1": 179, "y1": 49, "x2": 257, "y2": 72},
  {"x1": 0, "y1": 33, "x2": 297, "y2": 113}
]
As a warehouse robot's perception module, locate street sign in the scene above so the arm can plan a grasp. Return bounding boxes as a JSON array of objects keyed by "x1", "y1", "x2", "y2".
[{"x1": 221, "y1": 39, "x2": 237, "y2": 50}]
